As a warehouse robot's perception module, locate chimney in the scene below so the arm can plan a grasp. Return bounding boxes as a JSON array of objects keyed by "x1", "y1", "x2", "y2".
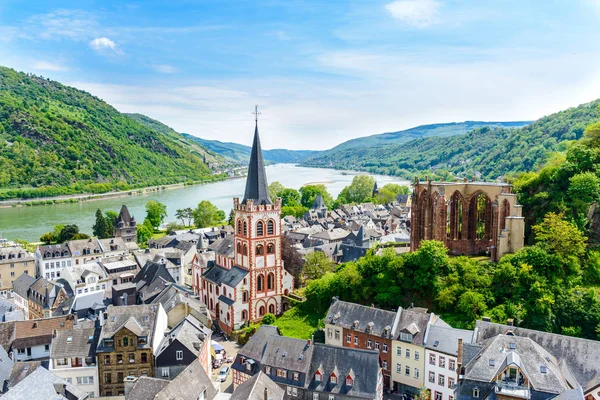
[
  {"x1": 482, "y1": 316, "x2": 491, "y2": 322},
  {"x1": 307, "y1": 338, "x2": 312, "y2": 346},
  {"x1": 457, "y1": 338, "x2": 463, "y2": 377},
  {"x1": 264, "y1": 387, "x2": 269, "y2": 400},
  {"x1": 123, "y1": 376, "x2": 138, "y2": 397},
  {"x1": 507, "y1": 318, "x2": 514, "y2": 326}
]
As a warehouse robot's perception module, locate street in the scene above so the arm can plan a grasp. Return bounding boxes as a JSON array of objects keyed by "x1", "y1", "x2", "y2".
[{"x1": 211, "y1": 335, "x2": 241, "y2": 393}]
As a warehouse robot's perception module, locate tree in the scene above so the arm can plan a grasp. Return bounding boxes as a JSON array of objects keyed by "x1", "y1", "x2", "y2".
[
  {"x1": 303, "y1": 251, "x2": 335, "y2": 283},
  {"x1": 261, "y1": 313, "x2": 276, "y2": 325},
  {"x1": 58, "y1": 224, "x2": 80, "y2": 243},
  {"x1": 403, "y1": 240, "x2": 449, "y2": 293},
  {"x1": 93, "y1": 209, "x2": 109, "y2": 239},
  {"x1": 137, "y1": 222, "x2": 153, "y2": 246},
  {"x1": 228, "y1": 209, "x2": 235, "y2": 227},
  {"x1": 281, "y1": 204, "x2": 309, "y2": 219},
  {"x1": 268, "y1": 181, "x2": 285, "y2": 202},
  {"x1": 145, "y1": 201, "x2": 167, "y2": 230},
  {"x1": 40, "y1": 232, "x2": 55, "y2": 244},
  {"x1": 193, "y1": 200, "x2": 225, "y2": 228},
  {"x1": 299, "y1": 185, "x2": 333, "y2": 208},
  {"x1": 375, "y1": 183, "x2": 410, "y2": 204},
  {"x1": 282, "y1": 236, "x2": 303, "y2": 288},
  {"x1": 175, "y1": 209, "x2": 186, "y2": 226},
  {"x1": 568, "y1": 172, "x2": 600, "y2": 204},
  {"x1": 183, "y1": 207, "x2": 194, "y2": 226},
  {"x1": 532, "y1": 212, "x2": 587, "y2": 261},
  {"x1": 278, "y1": 188, "x2": 301, "y2": 206},
  {"x1": 104, "y1": 210, "x2": 118, "y2": 237},
  {"x1": 336, "y1": 175, "x2": 376, "y2": 204}
]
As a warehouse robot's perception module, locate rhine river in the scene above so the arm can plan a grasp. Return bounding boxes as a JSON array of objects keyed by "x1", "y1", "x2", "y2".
[{"x1": 0, "y1": 165, "x2": 409, "y2": 242}]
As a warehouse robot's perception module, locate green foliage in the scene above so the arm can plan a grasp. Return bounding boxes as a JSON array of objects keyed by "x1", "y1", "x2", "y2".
[
  {"x1": 93, "y1": 209, "x2": 109, "y2": 239},
  {"x1": 268, "y1": 182, "x2": 285, "y2": 203},
  {"x1": 40, "y1": 232, "x2": 55, "y2": 244},
  {"x1": 193, "y1": 200, "x2": 225, "y2": 228},
  {"x1": 137, "y1": 220, "x2": 153, "y2": 245},
  {"x1": 104, "y1": 211, "x2": 118, "y2": 234},
  {"x1": 0, "y1": 67, "x2": 218, "y2": 200},
  {"x1": 58, "y1": 224, "x2": 80, "y2": 243},
  {"x1": 302, "y1": 251, "x2": 335, "y2": 283},
  {"x1": 145, "y1": 201, "x2": 167, "y2": 230},
  {"x1": 261, "y1": 313, "x2": 276, "y2": 325},
  {"x1": 532, "y1": 212, "x2": 587, "y2": 262},
  {"x1": 374, "y1": 183, "x2": 410, "y2": 204},
  {"x1": 299, "y1": 185, "x2": 334, "y2": 208},
  {"x1": 281, "y1": 204, "x2": 309, "y2": 219},
  {"x1": 272, "y1": 305, "x2": 324, "y2": 340},
  {"x1": 336, "y1": 175, "x2": 376, "y2": 204}
]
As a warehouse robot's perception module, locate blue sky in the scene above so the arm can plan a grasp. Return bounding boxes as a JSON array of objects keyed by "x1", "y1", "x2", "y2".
[{"x1": 1, "y1": 0, "x2": 600, "y2": 149}]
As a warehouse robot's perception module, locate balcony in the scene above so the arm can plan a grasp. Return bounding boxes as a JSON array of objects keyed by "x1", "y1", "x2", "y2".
[{"x1": 495, "y1": 383, "x2": 531, "y2": 399}]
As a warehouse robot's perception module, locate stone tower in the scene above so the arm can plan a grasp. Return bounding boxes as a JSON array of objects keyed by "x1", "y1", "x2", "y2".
[{"x1": 113, "y1": 204, "x2": 137, "y2": 243}]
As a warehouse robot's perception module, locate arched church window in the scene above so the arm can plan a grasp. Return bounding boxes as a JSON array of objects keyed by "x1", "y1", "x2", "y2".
[
  {"x1": 256, "y1": 245, "x2": 264, "y2": 255},
  {"x1": 237, "y1": 220, "x2": 242, "y2": 235},
  {"x1": 267, "y1": 220, "x2": 275, "y2": 235},
  {"x1": 267, "y1": 273, "x2": 274, "y2": 290},
  {"x1": 243, "y1": 221, "x2": 247, "y2": 236},
  {"x1": 257, "y1": 275, "x2": 264, "y2": 292},
  {"x1": 257, "y1": 221, "x2": 264, "y2": 236},
  {"x1": 267, "y1": 243, "x2": 275, "y2": 254}
]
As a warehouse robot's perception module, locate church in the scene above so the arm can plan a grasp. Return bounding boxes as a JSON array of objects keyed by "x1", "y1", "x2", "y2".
[{"x1": 195, "y1": 113, "x2": 295, "y2": 334}]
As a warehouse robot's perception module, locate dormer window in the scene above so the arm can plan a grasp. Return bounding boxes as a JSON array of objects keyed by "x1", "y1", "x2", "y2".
[
  {"x1": 315, "y1": 371, "x2": 322, "y2": 382},
  {"x1": 330, "y1": 374, "x2": 337, "y2": 385},
  {"x1": 352, "y1": 320, "x2": 359, "y2": 329},
  {"x1": 400, "y1": 332, "x2": 413, "y2": 342},
  {"x1": 366, "y1": 322, "x2": 374, "y2": 333},
  {"x1": 473, "y1": 388, "x2": 479, "y2": 398},
  {"x1": 345, "y1": 376, "x2": 353, "y2": 386}
]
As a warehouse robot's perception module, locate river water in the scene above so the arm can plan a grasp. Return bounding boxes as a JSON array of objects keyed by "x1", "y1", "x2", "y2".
[{"x1": 0, "y1": 165, "x2": 409, "y2": 242}]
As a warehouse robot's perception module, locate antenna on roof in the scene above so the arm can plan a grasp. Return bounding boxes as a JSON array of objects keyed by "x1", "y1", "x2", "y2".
[{"x1": 251, "y1": 105, "x2": 261, "y2": 123}]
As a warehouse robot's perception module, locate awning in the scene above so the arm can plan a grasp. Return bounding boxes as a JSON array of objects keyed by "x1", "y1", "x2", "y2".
[{"x1": 212, "y1": 341, "x2": 225, "y2": 352}]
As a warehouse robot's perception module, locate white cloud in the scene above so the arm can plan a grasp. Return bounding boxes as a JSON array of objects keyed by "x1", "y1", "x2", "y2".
[
  {"x1": 153, "y1": 64, "x2": 178, "y2": 74},
  {"x1": 27, "y1": 9, "x2": 97, "y2": 40},
  {"x1": 385, "y1": 0, "x2": 441, "y2": 27},
  {"x1": 32, "y1": 61, "x2": 68, "y2": 72},
  {"x1": 89, "y1": 37, "x2": 116, "y2": 51}
]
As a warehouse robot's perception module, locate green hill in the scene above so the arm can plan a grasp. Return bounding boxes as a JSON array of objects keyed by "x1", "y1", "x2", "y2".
[
  {"x1": 302, "y1": 101, "x2": 600, "y2": 180},
  {"x1": 182, "y1": 134, "x2": 320, "y2": 164},
  {"x1": 0, "y1": 66, "x2": 222, "y2": 200}
]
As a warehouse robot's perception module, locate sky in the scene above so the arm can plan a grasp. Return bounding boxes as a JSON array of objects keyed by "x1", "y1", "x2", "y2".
[{"x1": 1, "y1": 0, "x2": 600, "y2": 150}]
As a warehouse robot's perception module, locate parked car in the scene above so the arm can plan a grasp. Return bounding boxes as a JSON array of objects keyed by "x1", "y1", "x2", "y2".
[{"x1": 217, "y1": 366, "x2": 230, "y2": 382}]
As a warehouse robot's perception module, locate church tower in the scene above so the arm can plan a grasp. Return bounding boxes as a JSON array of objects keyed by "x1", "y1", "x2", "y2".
[{"x1": 232, "y1": 107, "x2": 293, "y2": 321}]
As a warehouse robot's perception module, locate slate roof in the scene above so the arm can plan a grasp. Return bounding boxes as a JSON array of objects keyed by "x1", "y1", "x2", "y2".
[
  {"x1": 425, "y1": 324, "x2": 476, "y2": 356},
  {"x1": 52, "y1": 296, "x2": 75, "y2": 317},
  {"x1": 151, "y1": 283, "x2": 208, "y2": 318},
  {"x1": 475, "y1": 320, "x2": 600, "y2": 392},
  {"x1": 154, "y1": 358, "x2": 217, "y2": 400},
  {"x1": 312, "y1": 193, "x2": 326, "y2": 210},
  {"x1": 203, "y1": 265, "x2": 248, "y2": 288},
  {"x1": 326, "y1": 299, "x2": 397, "y2": 338},
  {"x1": 67, "y1": 238, "x2": 102, "y2": 257},
  {"x1": 311, "y1": 228, "x2": 350, "y2": 242},
  {"x1": 210, "y1": 235, "x2": 235, "y2": 258},
  {"x1": 127, "y1": 376, "x2": 169, "y2": 400},
  {"x1": 8, "y1": 361, "x2": 46, "y2": 388},
  {"x1": 4, "y1": 363, "x2": 88, "y2": 400},
  {"x1": 260, "y1": 335, "x2": 314, "y2": 375},
  {"x1": 98, "y1": 304, "x2": 159, "y2": 349},
  {"x1": 38, "y1": 243, "x2": 71, "y2": 259},
  {"x1": 306, "y1": 343, "x2": 380, "y2": 398},
  {"x1": 231, "y1": 371, "x2": 284, "y2": 400},
  {"x1": 116, "y1": 204, "x2": 135, "y2": 227},
  {"x1": 0, "y1": 344, "x2": 14, "y2": 386},
  {"x1": 135, "y1": 260, "x2": 176, "y2": 303},
  {"x1": 0, "y1": 321, "x2": 16, "y2": 351},
  {"x1": 218, "y1": 294, "x2": 236, "y2": 306},
  {"x1": 463, "y1": 334, "x2": 570, "y2": 395},
  {"x1": 51, "y1": 327, "x2": 99, "y2": 359},
  {"x1": 13, "y1": 316, "x2": 74, "y2": 349},
  {"x1": 0, "y1": 247, "x2": 33, "y2": 266},
  {"x1": 72, "y1": 291, "x2": 106, "y2": 312},
  {"x1": 11, "y1": 273, "x2": 35, "y2": 299},
  {"x1": 237, "y1": 325, "x2": 281, "y2": 361},
  {"x1": 395, "y1": 307, "x2": 431, "y2": 345},
  {"x1": 157, "y1": 315, "x2": 210, "y2": 358},
  {"x1": 243, "y1": 121, "x2": 272, "y2": 205},
  {"x1": 98, "y1": 237, "x2": 127, "y2": 253},
  {"x1": 28, "y1": 277, "x2": 61, "y2": 307}
]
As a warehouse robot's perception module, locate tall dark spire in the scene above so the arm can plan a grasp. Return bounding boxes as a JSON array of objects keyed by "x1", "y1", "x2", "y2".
[{"x1": 243, "y1": 107, "x2": 272, "y2": 205}]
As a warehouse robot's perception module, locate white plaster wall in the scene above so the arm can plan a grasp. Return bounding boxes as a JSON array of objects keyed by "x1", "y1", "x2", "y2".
[
  {"x1": 14, "y1": 344, "x2": 49, "y2": 361},
  {"x1": 324, "y1": 323, "x2": 343, "y2": 347},
  {"x1": 153, "y1": 304, "x2": 169, "y2": 355},
  {"x1": 52, "y1": 365, "x2": 99, "y2": 398},
  {"x1": 425, "y1": 350, "x2": 458, "y2": 400}
]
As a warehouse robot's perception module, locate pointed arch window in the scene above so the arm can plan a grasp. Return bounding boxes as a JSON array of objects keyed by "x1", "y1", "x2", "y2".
[
  {"x1": 256, "y1": 244, "x2": 264, "y2": 255},
  {"x1": 267, "y1": 220, "x2": 275, "y2": 235},
  {"x1": 243, "y1": 221, "x2": 248, "y2": 236},
  {"x1": 257, "y1": 275, "x2": 264, "y2": 292},
  {"x1": 267, "y1": 273, "x2": 274, "y2": 290},
  {"x1": 241, "y1": 310, "x2": 248, "y2": 321},
  {"x1": 259, "y1": 305, "x2": 265, "y2": 316},
  {"x1": 268, "y1": 304, "x2": 275, "y2": 314},
  {"x1": 236, "y1": 242, "x2": 242, "y2": 254},
  {"x1": 243, "y1": 244, "x2": 248, "y2": 256},
  {"x1": 257, "y1": 221, "x2": 264, "y2": 237},
  {"x1": 267, "y1": 243, "x2": 275, "y2": 254},
  {"x1": 242, "y1": 291, "x2": 248, "y2": 303},
  {"x1": 237, "y1": 220, "x2": 242, "y2": 235}
]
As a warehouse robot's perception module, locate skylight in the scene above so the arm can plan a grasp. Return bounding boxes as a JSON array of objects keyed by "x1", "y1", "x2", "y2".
[
  {"x1": 489, "y1": 359, "x2": 495, "y2": 367},
  {"x1": 67, "y1": 336, "x2": 72, "y2": 342}
]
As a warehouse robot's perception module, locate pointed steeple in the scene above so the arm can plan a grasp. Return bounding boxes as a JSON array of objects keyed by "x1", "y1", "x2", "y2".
[
  {"x1": 243, "y1": 112, "x2": 272, "y2": 205},
  {"x1": 312, "y1": 193, "x2": 326, "y2": 210}
]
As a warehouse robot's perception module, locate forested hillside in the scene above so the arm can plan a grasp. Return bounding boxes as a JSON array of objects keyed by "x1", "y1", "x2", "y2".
[
  {"x1": 303, "y1": 100, "x2": 600, "y2": 180},
  {"x1": 183, "y1": 134, "x2": 320, "y2": 164},
  {"x1": 0, "y1": 67, "x2": 222, "y2": 200}
]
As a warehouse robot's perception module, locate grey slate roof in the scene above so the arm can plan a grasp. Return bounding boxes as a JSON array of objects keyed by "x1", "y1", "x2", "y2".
[
  {"x1": 8, "y1": 361, "x2": 45, "y2": 388},
  {"x1": 51, "y1": 327, "x2": 99, "y2": 359},
  {"x1": 0, "y1": 344, "x2": 14, "y2": 387},
  {"x1": 4, "y1": 364, "x2": 88, "y2": 400},
  {"x1": 38, "y1": 243, "x2": 71, "y2": 259},
  {"x1": 326, "y1": 299, "x2": 397, "y2": 338},
  {"x1": 237, "y1": 325, "x2": 281, "y2": 361},
  {"x1": 306, "y1": 343, "x2": 380, "y2": 399},
  {"x1": 312, "y1": 193, "x2": 326, "y2": 210},
  {"x1": 261, "y1": 335, "x2": 314, "y2": 375},
  {"x1": 210, "y1": 235, "x2": 235, "y2": 258},
  {"x1": 150, "y1": 283, "x2": 208, "y2": 318},
  {"x1": 0, "y1": 247, "x2": 33, "y2": 266},
  {"x1": 0, "y1": 322, "x2": 16, "y2": 352},
  {"x1": 395, "y1": 307, "x2": 431, "y2": 345},
  {"x1": 127, "y1": 376, "x2": 169, "y2": 400},
  {"x1": 231, "y1": 371, "x2": 284, "y2": 400},
  {"x1": 203, "y1": 265, "x2": 248, "y2": 288},
  {"x1": 156, "y1": 315, "x2": 210, "y2": 358},
  {"x1": 218, "y1": 294, "x2": 236, "y2": 306},
  {"x1": 154, "y1": 358, "x2": 217, "y2": 400},
  {"x1": 11, "y1": 274, "x2": 35, "y2": 299},
  {"x1": 243, "y1": 122, "x2": 272, "y2": 205},
  {"x1": 463, "y1": 334, "x2": 570, "y2": 395},
  {"x1": 98, "y1": 304, "x2": 158, "y2": 350},
  {"x1": 67, "y1": 238, "x2": 102, "y2": 257},
  {"x1": 425, "y1": 324, "x2": 476, "y2": 356},
  {"x1": 116, "y1": 204, "x2": 135, "y2": 227},
  {"x1": 475, "y1": 320, "x2": 600, "y2": 392}
]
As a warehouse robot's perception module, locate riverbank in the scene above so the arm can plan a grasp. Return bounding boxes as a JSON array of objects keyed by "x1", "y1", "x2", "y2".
[{"x1": 0, "y1": 175, "x2": 238, "y2": 209}]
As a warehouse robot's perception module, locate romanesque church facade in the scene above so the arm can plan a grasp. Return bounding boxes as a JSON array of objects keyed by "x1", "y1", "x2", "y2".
[{"x1": 195, "y1": 120, "x2": 294, "y2": 333}]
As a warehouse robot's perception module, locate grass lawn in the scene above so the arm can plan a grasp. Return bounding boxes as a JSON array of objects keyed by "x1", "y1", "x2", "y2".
[{"x1": 273, "y1": 306, "x2": 323, "y2": 340}]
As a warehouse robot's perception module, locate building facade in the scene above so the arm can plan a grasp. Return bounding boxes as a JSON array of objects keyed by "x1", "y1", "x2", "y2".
[
  {"x1": 0, "y1": 246, "x2": 34, "y2": 296},
  {"x1": 35, "y1": 243, "x2": 73, "y2": 281},
  {"x1": 114, "y1": 205, "x2": 137, "y2": 243},
  {"x1": 410, "y1": 180, "x2": 525, "y2": 261},
  {"x1": 196, "y1": 119, "x2": 294, "y2": 334}
]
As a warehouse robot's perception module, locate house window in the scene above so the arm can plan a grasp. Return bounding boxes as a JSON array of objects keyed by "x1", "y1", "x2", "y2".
[
  {"x1": 104, "y1": 355, "x2": 111, "y2": 365},
  {"x1": 77, "y1": 376, "x2": 94, "y2": 385},
  {"x1": 473, "y1": 388, "x2": 479, "y2": 398},
  {"x1": 45, "y1": 344, "x2": 49, "y2": 352},
  {"x1": 123, "y1": 337, "x2": 129, "y2": 346},
  {"x1": 429, "y1": 354, "x2": 436, "y2": 365},
  {"x1": 267, "y1": 273, "x2": 274, "y2": 290},
  {"x1": 335, "y1": 330, "x2": 340, "y2": 341},
  {"x1": 256, "y1": 245, "x2": 264, "y2": 255},
  {"x1": 415, "y1": 350, "x2": 419, "y2": 360},
  {"x1": 439, "y1": 356, "x2": 446, "y2": 368},
  {"x1": 292, "y1": 387, "x2": 298, "y2": 396},
  {"x1": 129, "y1": 353, "x2": 135, "y2": 363},
  {"x1": 414, "y1": 368, "x2": 419, "y2": 378},
  {"x1": 354, "y1": 336, "x2": 358, "y2": 345},
  {"x1": 257, "y1": 221, "x2": 264, "y2": 237},
  {"x1": 438, "y1": 374, "x2": 445, "y2": 386},
  {"x1": 367, "y1": 339, "x2": 372, "y2": 349},
  {"x1": 375, "y1": 341, "x2": 380, "y2": 350},
  {"x1": 257, "y1": 275, "x2": 264, "y2": 292},
  {"x1": 56, "y1": 358, "x2": 68, "y2": 366},
  {"x1": 267, "y1": 220, "x2": 275, "y2": 235},
  {"x1": 117, "y1": 372, "x2": 124, "y2": 383},
  {"x1": 383, "y1": 343, "x2": 388, "y2": 353},
  {"x1": 329, "y1": 396, "x2": 334, "y2": 400},
  {"x1": 264, "y1": 366, "x2": 271, "y2": 374},
  {"x1": 315, "y1": 371, "x2": 322, "y2": 382},
  {"x1": 429, "y1": 372, "x2": 435, "y2": 383},
  {"x1": 435, "y1": 392, "x2": 442, "y2": 400},
  {"x1": 405, "y1": 366, "x2": 410, "y2": 376},
  {"x1": 346, "y1": 334, "x2": 351, "y2": 343},
  {"x1": 105, "y1": 373, "x2": 111, "y2": 383},
  {"x1": 277, "y1": 369, "x2": 287, "y2": 378},
  {"x1": 141, "y1": 353, "x2": 148, "y2": 363},
  {"x1": 313, "y1": 394, "x2": 319, "y2": 400},
  {"x1": 396, "y1": 346, "x2": 401, "y2": 355},
  {"x1": 267, "y1": 243, "x2": 275, "y2": 254},
  {"x1": 117, "y1": 354, "x2": 123, "y2": 364},
  {"x1": 346, "y1": 376, "x2": 353, "y2": 386},
  {"x1": 176, "y1": 350, "x2": 183, "y2": 360},
  {"x1": 449, "y1": 359, "x2": 456, "y2": 370},
  {"x1": 293, "y1": 372, "x2": 300, "y2": 381},
  {"x1": 396, "y1": 363, "x2": 401, "y2": 373},
  {"x1": 242, "y1": 291, "x2": 248, "y2": 303},
  {"x1": 162, "y1": 368, "x2": 170, "y2": 377},
  {"x1": 330, "y1": 374, "x2": 337, "y2": 384},
  {"x1": 405, "y1": 348, "x2": 410, "y2": 358},
  {"x1": 448, "y1": 377, "x2": 455, "y2": 389},
  {"x1": 382, "y1": 360, "x2": 388, "y2": 369}
]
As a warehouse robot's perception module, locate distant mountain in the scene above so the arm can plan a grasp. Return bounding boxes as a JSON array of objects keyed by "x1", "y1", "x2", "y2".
[
  {"x1": 302, "y1": 101, "x2": 599, "y2": 180},
  {"x1": 0, "y1": 66, "x2": 221, "y2": 200},
  {"x1": 181, "y1": 134, "x2": 320, "y2": 164}
]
